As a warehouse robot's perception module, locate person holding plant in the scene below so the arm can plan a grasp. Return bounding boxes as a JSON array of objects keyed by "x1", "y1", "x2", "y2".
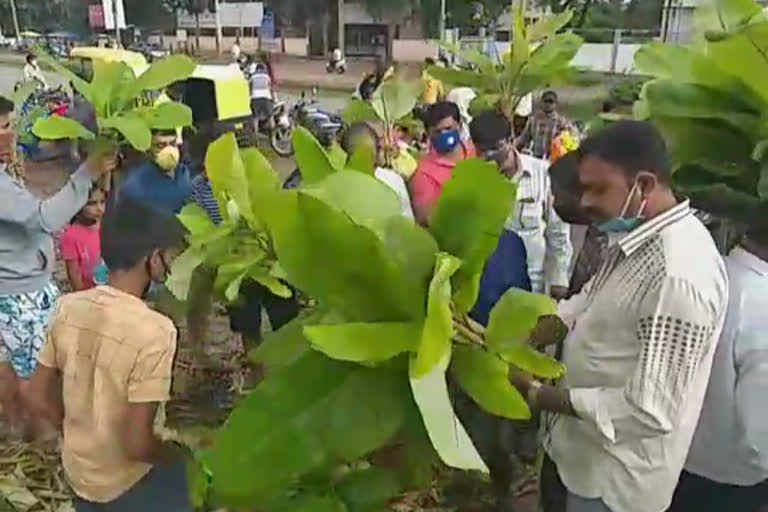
[
  {"x1": 470, "y1": 110, "x2": 572, "y2": 298},
  {"x1": 410, "y1": 101, "x2": 474, "y2": 226},
  {"x1": 515, "y1": 90, "x2": 575, "y2": 160},
  {"x1": 24, "y1": 196, "x2": 192, "y2": 512},
  {"x1": 120, "y1": 130, "x2": 193, "y2": 215},
  {"x1": 515, "y1": 122, "x2": 728, "y2": 512},
  {"x1": 421, "y1": 57, "x2": 445, "y2": 105},
  {"x1": 0, "y1": 95, "x2": 117, "y2": 440},
  {"x1": 60, "y1": 186, "x2": 107, "y2": 291},
  {"x1": 667, "y1": 209, "x2": 768, "y2": 512}
]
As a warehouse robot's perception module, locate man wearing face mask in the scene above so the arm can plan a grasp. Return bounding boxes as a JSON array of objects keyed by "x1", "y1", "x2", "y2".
[
  {"x1": 470, "y1": 110, "x2": 573, "y2": 298},
  {"x1": 120, "y1": 130, "x2": 192, "y2": 215},
  {"x1": 25, "y1": 196, "x2": 194, "y2": 512},
  {"x1": 411, "y1": 101, "x2": 474, "y2": 226},
  {"x1": 513, "y1": 122, "x2": 728, "y2": 512},
  {"x1": 0, "y1": 96, "x2": 117, "y2": 440}
]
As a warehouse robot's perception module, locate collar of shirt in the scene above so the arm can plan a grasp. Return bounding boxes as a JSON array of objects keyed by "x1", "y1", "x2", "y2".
[
  {"x1": 618, "y1": 199, "x2": 691, "y2": 257},
  {"x1": 418, "y1": 143, "x2": 474, "y2": 182},
  {"x1": 729, "y1": 246, "x2": 768, "y2": 276}
]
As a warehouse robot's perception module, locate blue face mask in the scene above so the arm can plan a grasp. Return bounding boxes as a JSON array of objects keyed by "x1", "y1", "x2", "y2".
[
  {"x1": 596, "y1": 181, "x2": 647, "y2": 234},
  {"x1": 431, "y1": 129, "x2": 461, "y2": 155}
]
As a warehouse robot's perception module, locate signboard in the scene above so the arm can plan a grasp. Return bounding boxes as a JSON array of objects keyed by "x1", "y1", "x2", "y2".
[
  {"x1": 101, "y1": 0, "x2": 127, "y2": 30},
  {"x1": 176, "y1": 29, "x2": 188, "y2": 42},
  {"x1": 177, "y1": 2, "x2": 264, "y2": 29},
  {"x1": 89, "y1": 5, "x2": 105, "y2": 28}
]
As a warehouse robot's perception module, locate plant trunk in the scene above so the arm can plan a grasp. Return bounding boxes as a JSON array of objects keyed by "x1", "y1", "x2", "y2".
[{"x1": 195, "y1": 12, "x2": 201, "y2": 53}]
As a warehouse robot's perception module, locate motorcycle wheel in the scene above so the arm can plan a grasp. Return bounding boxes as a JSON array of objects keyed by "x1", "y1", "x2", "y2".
[{"x1": 271, "y1": 125, "x2": 294, "y2": 157}]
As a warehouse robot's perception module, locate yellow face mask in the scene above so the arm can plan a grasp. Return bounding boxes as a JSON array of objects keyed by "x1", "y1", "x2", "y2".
[{"x1": 154, "y1": 145, "x2": 180, "y2": 172}]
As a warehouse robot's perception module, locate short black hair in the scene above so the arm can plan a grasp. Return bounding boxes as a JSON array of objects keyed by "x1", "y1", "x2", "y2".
[
  {"x1": 153, "y1": 129, "x2": 178, "y2": 137},
  {"x1": 578, "y1": 120, "x2": 671, "y2": 183},
  {"x1": 0, "y1": 96, "x2": 14, "y2": 117},
  {"x1": 469, "y1": 110, "x2": 511, "y2": 152},
  {"x1": 746, "y1": 202, "x2": 768, "y2": 246},
  {"x1": 548, "y1": 152, "x2": 581, "y2": 193},
  {"x1": 425, "y1": 57, "x2": 436, "y2": 66},
  {"x1": 424, "y1": 101, "x2": 461, "y2": 129},
  {"x1": 542, "y1": 89, "x2": 558, "y2": 101},
  {"x1": 601, "y1": 100, "x2": 616, "y2": 114},
  {"x1": 26, "y1": 54, "x2": 36, "y2": 64},
  {"x1": 101, "y1": 195, "x2": 187, "y2": 271},
  {"x1": 340, "y1": 122, "x2": 379, "y2": 155}
]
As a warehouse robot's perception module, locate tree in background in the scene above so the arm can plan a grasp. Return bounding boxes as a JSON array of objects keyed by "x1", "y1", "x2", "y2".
[{"x1": 0, "y1": 0, "x2": 88, "y2": 35}]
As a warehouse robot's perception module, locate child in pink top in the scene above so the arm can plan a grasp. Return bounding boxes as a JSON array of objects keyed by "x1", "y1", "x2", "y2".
[{"x1": 60, "y1": 187, "x2": 106, "y2": 291}]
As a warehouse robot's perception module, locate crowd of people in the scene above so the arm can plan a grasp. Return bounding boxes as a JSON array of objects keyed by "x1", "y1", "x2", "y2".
[{"x1": 0, "y1": 63, "x2": 765, "y2": 512}]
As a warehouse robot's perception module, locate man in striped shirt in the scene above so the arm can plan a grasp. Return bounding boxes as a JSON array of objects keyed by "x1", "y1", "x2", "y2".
[{"x1": 471, "y1": 110, "x2": 573, "y2": 298}]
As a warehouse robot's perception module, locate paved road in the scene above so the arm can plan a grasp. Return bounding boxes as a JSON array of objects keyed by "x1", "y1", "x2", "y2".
[{"x1": 0, "y1": 63, "x2": 349, "y2": 113}]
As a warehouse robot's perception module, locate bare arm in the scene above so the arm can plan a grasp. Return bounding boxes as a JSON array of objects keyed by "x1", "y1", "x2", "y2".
[
  {"x1": 64, "y1": 260, "x2": 86, "y2": 292},
  {"x1": 120, "y1": 402, "x2": 181, "y2": 465},
  {"x1": 24, "y1": 364, "x2": 64, "y2": 428}
]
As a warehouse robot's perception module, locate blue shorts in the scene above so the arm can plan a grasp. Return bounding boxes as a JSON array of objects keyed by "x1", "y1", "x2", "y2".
[
  {"x1": 73, "y1": 463, "x2": 193, "y2": 512},
  {"x1": 0, "y1": 282, "x2": 59, "y2": 378}
]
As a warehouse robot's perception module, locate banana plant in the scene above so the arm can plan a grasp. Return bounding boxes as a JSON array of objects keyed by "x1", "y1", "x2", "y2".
[
  {"x1": 171, "y1": 129, "x2": 565, "y2": 510},
  {"x1": 633, "y1": 0, "x2": 768, "y2": 221},
  {"x1": 427, "y1": 6, "x2": 582, "y2": 120},
  {"x1": 31, "y1": 51, "x2": 196, "y2": 153}
]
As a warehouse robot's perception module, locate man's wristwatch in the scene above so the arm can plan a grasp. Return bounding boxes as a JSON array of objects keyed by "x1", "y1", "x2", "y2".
[{"x1": 527, "y1": 380, "x2": 543, "y2": 410}]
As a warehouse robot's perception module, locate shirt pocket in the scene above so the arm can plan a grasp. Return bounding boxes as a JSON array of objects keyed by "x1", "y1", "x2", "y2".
[{"x1": 516, "y1": 197, "x2": 543, "y2": 232}]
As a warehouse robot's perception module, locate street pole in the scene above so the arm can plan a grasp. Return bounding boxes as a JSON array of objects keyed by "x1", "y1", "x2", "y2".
[
  {"x1": 215, "y1": 0, "x2": 223, "y2": 56},
  {"x1": 337, "y1": 0, "x2": 344, "y2": 54},
  {"x1": 9, "y1": 0, "x2": 20, "y2": 41},
  {"x1": 438, "y1": 0, "x2": 446, "y2": 41},
  {"x1": 112, "y1": 0, "x2": 121, "y2": 47}
]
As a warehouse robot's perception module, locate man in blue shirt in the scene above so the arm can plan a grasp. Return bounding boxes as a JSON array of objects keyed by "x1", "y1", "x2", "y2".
[{"x1": 120, "y1": 130, "x2": 193, "y2": 215}]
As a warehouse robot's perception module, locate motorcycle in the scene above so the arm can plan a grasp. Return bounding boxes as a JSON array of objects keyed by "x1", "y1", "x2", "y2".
[
  {"x1": 290, "y1": 90, "x2": 343, "y2": 148},
  {"x1": 326, "y1": 57, "x2": 347, "y2": 74},
  {"x1": 17, "y1": 86, "x2": 72, "y2": 160},
  {"x1": 269, "y1": 101, "x2": 294, "y2": 157}
]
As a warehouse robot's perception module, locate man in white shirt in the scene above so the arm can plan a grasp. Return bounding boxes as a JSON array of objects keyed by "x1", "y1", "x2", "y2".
[
  {"x1": 469, "y1": 110, "x2": 572, "y2": 298},
  {"x1": 512, "y1": 121, "x2": 728, "y2": 512},
  {"x1": 23, "y1": 54, "x2": 47, "y2": 90},
  {"x1": 668, "y1": 215, "x2": 768, "y2": 512}
]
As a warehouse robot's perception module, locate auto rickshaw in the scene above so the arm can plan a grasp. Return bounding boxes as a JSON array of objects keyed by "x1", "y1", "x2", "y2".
[{"x1": 173, "y1": 64, "x2": 256, "y2": 169}]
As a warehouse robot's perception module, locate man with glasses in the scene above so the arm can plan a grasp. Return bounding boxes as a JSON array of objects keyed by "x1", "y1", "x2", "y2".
[
  {"x1": 470, "y1": 110, "x2": 572, "y2": 298},
  {"x1": 516, "y1": 90, "x2": 575, "y2": 160}
]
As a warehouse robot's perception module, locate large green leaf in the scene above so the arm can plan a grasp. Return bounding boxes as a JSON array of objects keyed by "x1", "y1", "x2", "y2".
[
  {"x1": 429, "y1": 158, "x2": 516, "y2": 313},
  {"x1": 371, "y1": 79, "x2": 420, "y2": 123},
  {"x1": 302, "y1": 171, "x2": 400, "y2": 230},
  {"x1": 178, "y1": 203, "x2": 216, "y2": 237},
  {"x1": 90, "y1": 60, "x2": 132, "y2": 117},
  {"x1": 36, "y1": 49, "x2": 94, "y2": 106},
  {"x1": 408, "y1": 351, "x2": 487, "y2": 473},
  {"x1": 426, "y1": 66, "x2": 489, "y2": 92},
  {"x1": 207, "y1": 351, "x2": 406, "y2": 505},
  {"x1": 166, "y1": 246, "x2": 205, "y2": 301},
  {"x1": 486, "y1": 288, "x2": 557, "y2": 348},
  {"x1": 146, "y1": 101, "x2": 193, "y2": 130},
  {"x1": 305, "y1": 322, "x2": 421, "y2": 363},
  {"x1": 343, "y1": 99, "x2": 380, "y2": 124},
  {"x1": 526, "y1": 9, "x2": 574, "y2": 42},
  {"x1": 266, "y1": 192, "x2": 420, "y2": 322},
  {"x1": 205, "y1": 133, "x2": 253, "y2": 225},
  {"x1": 346, "y1": 141, "x2": 376, "y2": 176},
  {"x1": 509, "y1": 3, "x2": 530, "y2": 79},
  {"x1": 100, "y1": 113, "x2": 152, "y2": 150},
  {"x1": 32, "y1": 116, "x2": 95, "y2": 141},
  {"x1": 643, "y1": 81, "x2": 763, "y2": 135},
  {"x1": 450, "y1": 345, "x2": 531, "y2": 420},
  {"x1": 485, "y1": 289, "x2": 564, "y2": 379},
  {"x1": 705, "y1": 19, "x2": 768, "y2": 104},
  {"x1": 336, "y1": 467, "x2": 401, "y2": 512},
  {"x1": 517, "y1": 33, "x2": 583, "y2": 96},
  {"x1": 411, "y1": 253, "x2": 461, "y2": 378},
  {"x1": 293, "y1": 125, "x2": 338, "y2": 184},
  {"x1": 250, "y1": 313, "x2": 314, "y2": 369},
  {"x1": 118, "y1": 54, "x2": 196, "y2": 107},
  {"x1": 438, "y1": 40, "x2": 496, "y2": 76}
]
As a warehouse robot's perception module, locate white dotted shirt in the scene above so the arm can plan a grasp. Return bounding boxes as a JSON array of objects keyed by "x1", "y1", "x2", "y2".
[{"x1": 546, "y1": 200, "x2": 729, "y2": 512}]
